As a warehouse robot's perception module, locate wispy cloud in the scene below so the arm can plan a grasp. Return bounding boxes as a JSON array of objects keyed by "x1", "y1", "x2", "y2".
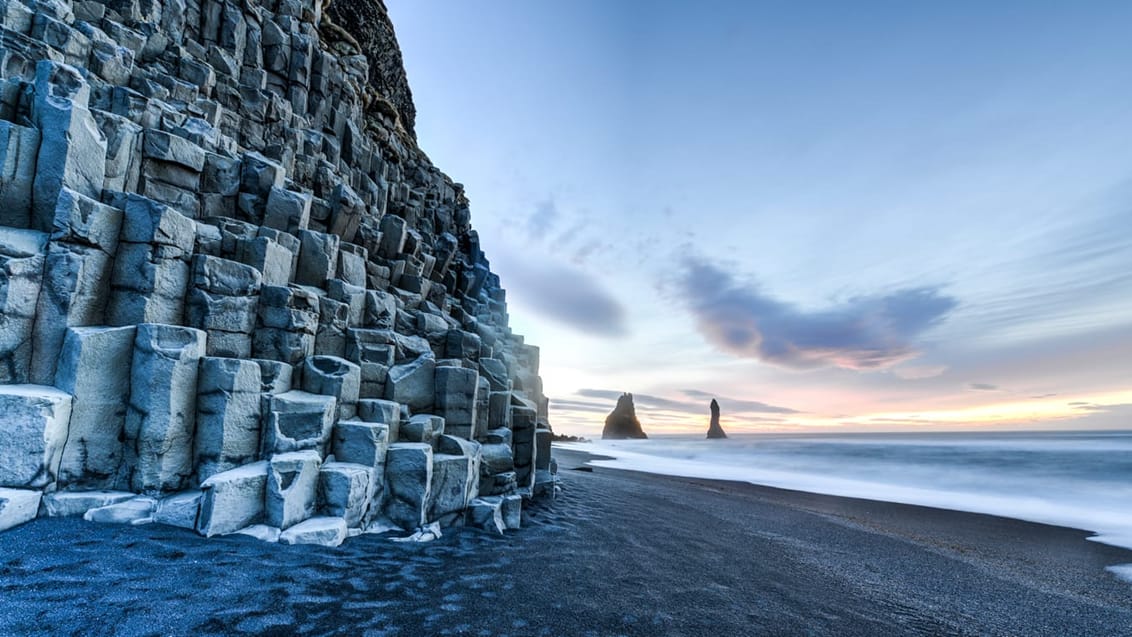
[
  {"x1": 676, "y1": 257, "x2": 958, "y2": 370},
  {"x1": 892, "y1": 364, "x2": 948, "y2": 380},
  {"x1": 968, "y1": 383, "x2": 999, "y2": 391},
  {"x1": 680, "y1": 389, "x2": 798, "y2": 414},
  {"x1": 525, "y1": 199, "x2": 559, "y2": 240},
  {"x1": 493, "y1": 250, "x2": 628, "y2": 337}
]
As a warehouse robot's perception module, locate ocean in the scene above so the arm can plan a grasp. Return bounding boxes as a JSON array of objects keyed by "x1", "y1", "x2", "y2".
[{"x1": 556, "y1": 430, "x2": 1132, "y2": 564}]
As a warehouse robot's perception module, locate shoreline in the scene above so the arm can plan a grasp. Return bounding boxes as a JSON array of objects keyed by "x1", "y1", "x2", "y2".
[
  {"x1": 1, "y1": 448, "x2": 1130, "y2": 635},
  {"x1": 555, "y1": 437, "x2": 1132, "y2": 555}
]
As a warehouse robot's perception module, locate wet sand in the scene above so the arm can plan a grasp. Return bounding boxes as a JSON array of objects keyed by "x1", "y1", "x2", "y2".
[{"x1": 1, "y1": 446, "x2": 1130, "y2": 636}]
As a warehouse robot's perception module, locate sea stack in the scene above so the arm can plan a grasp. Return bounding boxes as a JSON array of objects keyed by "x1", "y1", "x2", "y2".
[
  {"x1": 706, "y1": 399, "x2": 727, "y2": 439},
  {"x1": 602, "y1": 393, "x2": 648, "y2": 439}
]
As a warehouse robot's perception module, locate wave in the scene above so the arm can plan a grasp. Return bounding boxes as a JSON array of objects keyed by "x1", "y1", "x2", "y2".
[{"x1": 556, "y1": 431, "x2": 1132, "y2": 575}]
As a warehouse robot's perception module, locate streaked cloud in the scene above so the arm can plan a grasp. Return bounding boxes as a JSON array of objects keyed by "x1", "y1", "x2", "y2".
[
  {"x1": 493, "y1": 250, "x2": 628, "y2": 337},
  {"x1": 676, "y1": 257, "x2": 958, "y2": 370},
  {"x1": 525, "y1": 199, "x2": 559, "y2": 240}
]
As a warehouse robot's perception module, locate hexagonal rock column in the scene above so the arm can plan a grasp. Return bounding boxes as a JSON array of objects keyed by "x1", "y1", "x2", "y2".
[
  {"x1": 197, "y1": 461, "x2": 270, "y2": 537},
  {"x1": 30, "y1": 60, "x2": 106, "y2": 226},
  {"x1": 0, "y1": 488, "x2": 43, "y2": 532},
  {"x1": 345, "y1": 328, "x2": 394, "y2": 399},
  {"x1": 318, "y1": 462, "x2": 371, "y2": 528},
  {"x1": 194, "y1": 357, "x2": 263, "y2": 483},
  {"x1": 261, "y1": 390, "x2": 336, "y2": 457},
  {"x1": 107, "y1": 196, "x2": 196, "y2": 326},
  {"x1": 124, "y1": 324, "x2": 206, "y2": 493},
  {"x1": 511, "y1": 405, "x2": 538, "y2": 494},
  {"x1": 0, "y1": 228, "x2": 48, "y2": 384},
  {"x1": 53, "y1": 325, "x2": 136, "y2": 489},
  {"x1": 185, "y1": 255, "x2": 263, "y2": 358},
  {"x1": 401, "y1": 414, "x2": 443, "y2": 446},
  {"x1": 385, "y1": 353, "x2": 434, "y2": 412},
  {"x1": 356, "y1": 398, "x2": 401, "y2": 442},
  {"x1": 252, "y1": 285, "x2": 319, "y2": 365},
  {"x1": 385, "y1": 443, "x2": 432, "y2": 530},
  {"x1": 28, "y1": 189, "x2": 123, "y2": 384},
  {"x1": 466, "y1": 498, "x2": 504, "y2": 535},
  {"x1": 266, "y1": 450, "x2": 321, "y2": 529},
  {"x1": 433, "y1": 364, "x2": 478, "y2": 440},
  {"x1": 301, "y1": 355, "x2": 360, "y2": 421},
  {"x1": 330, "y1": 420, "x2": 390, "y2": 527},
  {"x1": 0, "y1": 121, "x2": 40, "y2": 229},
  {"x1": 427, "y1": 435, "x2": 481, "y2": 526},
  {"x1": 0, "y1": 385, "x2": 72, "y2": 488},
  {"x1": 295, "y1": 229, "x2": 339, "y2": 288},
  {"x1": 279, "y1": 516, "x2": 347, "y2": 547}
]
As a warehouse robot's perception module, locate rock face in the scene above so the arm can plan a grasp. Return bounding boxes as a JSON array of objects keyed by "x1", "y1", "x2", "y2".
[
  {"x1": 602, "y1": 393, "x2": 647, "y2": 440},
  {"x1": 706, "y1": 399, "x2": 727, "y2": 439},
  {"x1": 0, "y1": 0, "x2": 556, "y2": 545}
]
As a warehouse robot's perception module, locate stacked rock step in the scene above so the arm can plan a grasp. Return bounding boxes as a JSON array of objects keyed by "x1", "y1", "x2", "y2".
[{"x1": 0, "y1": 0, "x2": 556, "y2": 546}]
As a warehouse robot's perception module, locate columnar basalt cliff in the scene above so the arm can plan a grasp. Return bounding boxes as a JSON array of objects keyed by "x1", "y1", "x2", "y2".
[{"x1": 0, "y1": 0, "x2": 556, "y2": 545}]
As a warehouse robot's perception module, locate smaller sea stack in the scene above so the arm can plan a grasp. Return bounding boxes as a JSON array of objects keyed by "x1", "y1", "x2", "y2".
[
  {"x1": 706, "y1": 399, "x2": 728, "y2": 439},
  {"x1": 602, "y1": 393, "x2": 648, "y2": 439}
]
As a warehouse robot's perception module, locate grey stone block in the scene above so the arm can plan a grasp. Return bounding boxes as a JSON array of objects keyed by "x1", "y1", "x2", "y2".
[
  {"x1": 0, "y1": 229, "x2": 47, "y2": 384},
  {"x1": 263, "y1": 186, "x2": 311, "y2": 234},
  {"x1": 0, "y1": 121, "x2": 39, "y2": 228},
  {"x1": 332, "y1": 420, "x2": 389, "y2": 468},
  {"x1": 466, "y1": 497, "x2": 504, "y2": 535},
  {"x1": 31, "y1": 61, "x2": 106, "y2": 231},
  {"x1": 261, "y1": 390, "x2": 336, "y2": 456},
  {"x1": 41, "y1": 490, "x2": 135, "y2": 517},
  {"x1": 124, "y1": 324, "x2": 206, "y2": 493},
  {"x1": 385, "y1": 354, "x2": 435, "y2": 412},
  {"x1": 296, "y1": 229, "x2": 339, "y2": 287},
  {"x1": 29, "y1": 241, "x2": 115, "y2": 383},
  {"x1": 0, "y1": 488, "x2": 39, "y2": 531},
  {"x1": 197, "y1": 461, "x2": 269, "y2": 537},
  {"x1": 302, "y1": 355, "x2": 360, "y2": 420},
  {"x1": 434, "y1": 366, "x2": 478, "y2": 439},
  {"x1": 511, "y1": 405, "x2": 537, "y2": 492},
  {"x1": 53, "y1": 325, "x2": 135, "y2": 489},
  {"x1": 318, "y1": 461, "x2": 370, "y2": 527},
  {"x1": 356, "y1": 398, "x2": 401, "y2": 441},
  {"x1": 400, "y1": 414, "x2": 444, "y2": 446},
  {"x1": 488, "y1": 391, "x2": 512, "y2": 430},
  {"x1": 385, "y1": 442, "x2": 432, "y2": 530},
  {"x1": 195, "y1": 357, "x2": 262, "y2": 482},
  {"x1": 155, "y1": 490, "x2": 202, "y2": 529},
  {"x1": 363, "y1": 289, "x2": 396, "y2": 329},
  {"x1": 0, "y1": 385, "x2": 72, "y2": 488},
  {"x1": 278, "y1": 516, "x2": 346, "y2": 547},
  {"x1": 427, "y1": 454, "x2": 477, "y2": 526},
  {"x1": 83, "y1": 496, "x2": 157, "y2": 524},
  {"x1": 143, "y1": 129, "x2": 206, "y2": 171},
  {"x1": 266, "y1": 449, "x2": 320, "y2": 529}
]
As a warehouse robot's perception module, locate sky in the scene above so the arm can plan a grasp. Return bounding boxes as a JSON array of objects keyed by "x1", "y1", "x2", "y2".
[{"x1": 388, "y1": 1, "x2": 1132, "y2": 436}]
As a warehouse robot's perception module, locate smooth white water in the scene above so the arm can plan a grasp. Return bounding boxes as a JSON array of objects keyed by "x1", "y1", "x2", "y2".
[{"x1": 557, "y1": 431, "x2": 1132, "y2": 580}]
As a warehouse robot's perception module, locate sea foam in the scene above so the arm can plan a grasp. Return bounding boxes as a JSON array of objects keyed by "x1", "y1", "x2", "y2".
[{"x1": 557, "y1": 431, "x2": 1132, "y2": 557}]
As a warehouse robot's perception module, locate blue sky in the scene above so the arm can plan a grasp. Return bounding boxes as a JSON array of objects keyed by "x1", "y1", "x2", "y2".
[{"x1": 389, "y1": 1, "x2": 1132, "y2": 435}]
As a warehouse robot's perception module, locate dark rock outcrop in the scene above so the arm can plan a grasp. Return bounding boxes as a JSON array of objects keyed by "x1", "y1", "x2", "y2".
[
  {"x1": 602, "y1": 393, "x2": 647, "y2": 440},
  {"x1": 326, "y1": 0, "x2": 417, "y2": 138},
  {"x1": 706, "y1": 399, "x2": 727, "y2": 439}
]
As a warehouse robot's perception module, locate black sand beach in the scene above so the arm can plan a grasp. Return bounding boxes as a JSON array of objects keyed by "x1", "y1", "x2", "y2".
[{"x1": 1, "y1": 446, "x2": 1130, "y2": 637}]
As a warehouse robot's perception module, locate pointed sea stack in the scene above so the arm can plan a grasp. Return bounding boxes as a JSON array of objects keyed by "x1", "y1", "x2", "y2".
[
  {"x1": 706, "y1": 399, "x2": 728, "y2": 439},
  {"x1": 602, "y1": 393, "x2": 648, "y2": 439}
]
